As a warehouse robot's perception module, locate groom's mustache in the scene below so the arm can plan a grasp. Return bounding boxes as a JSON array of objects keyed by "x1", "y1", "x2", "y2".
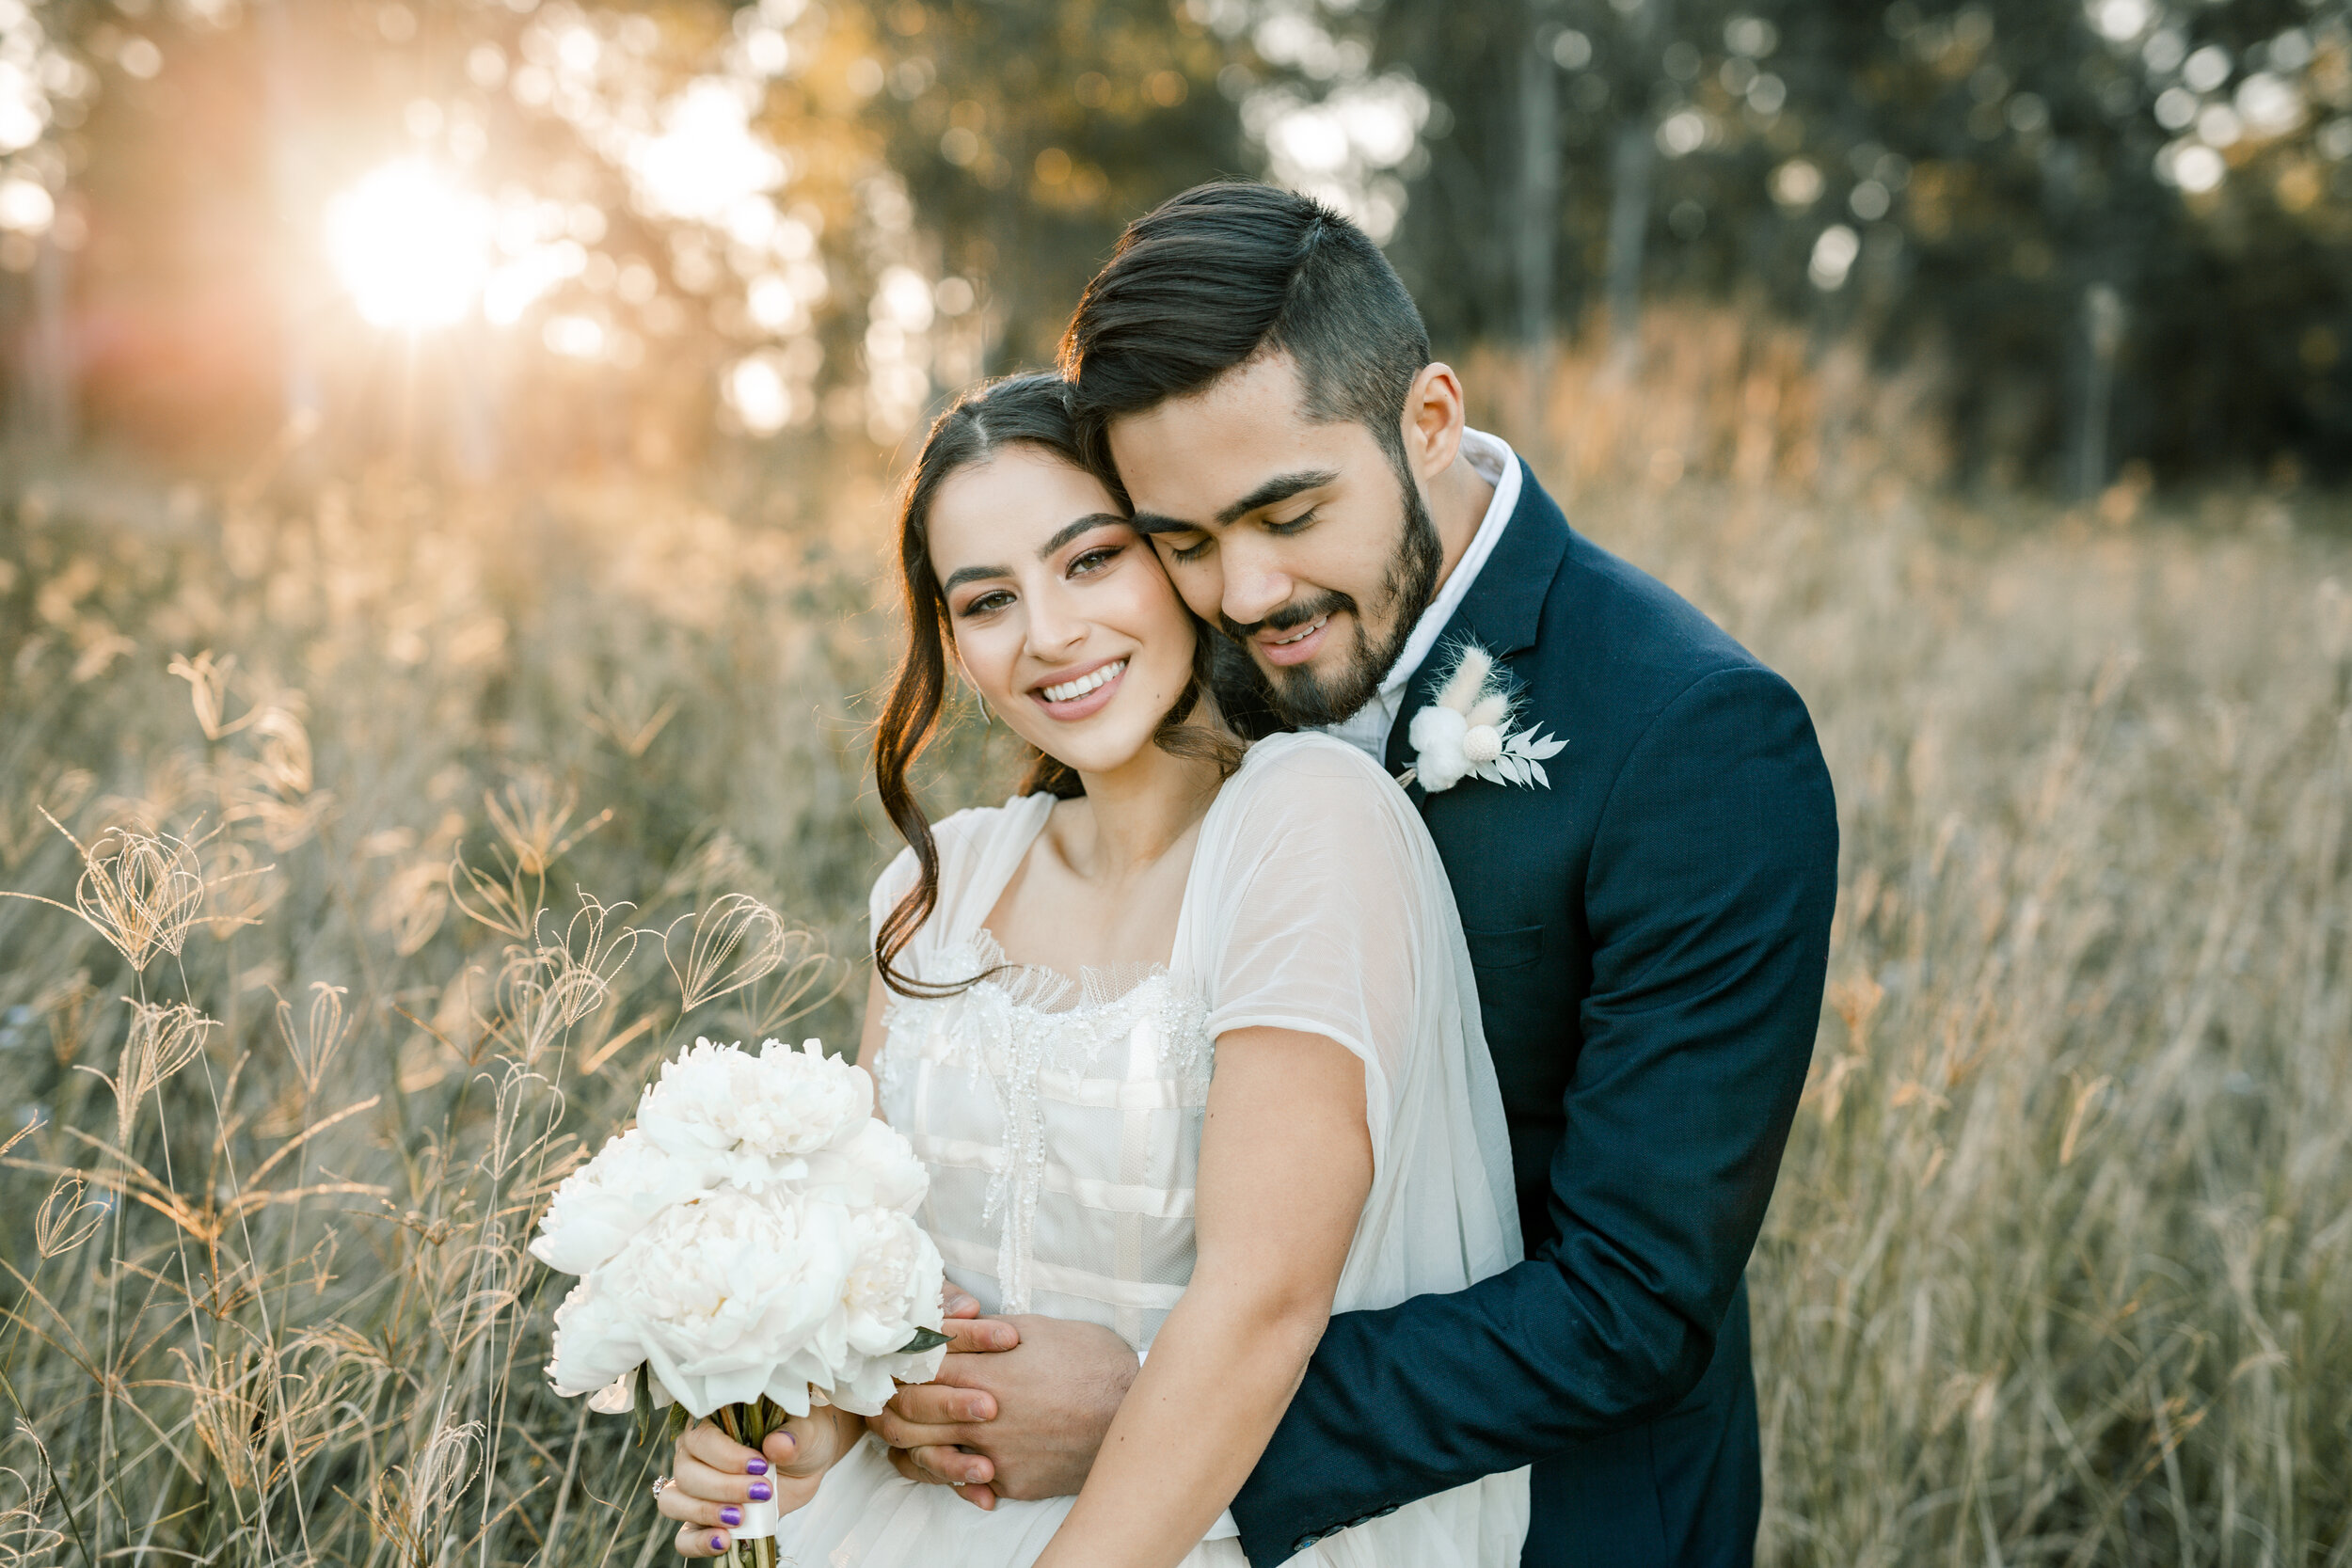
[{"x1": 1221, "y1": 590, "x2": 1357, "y2": 646}]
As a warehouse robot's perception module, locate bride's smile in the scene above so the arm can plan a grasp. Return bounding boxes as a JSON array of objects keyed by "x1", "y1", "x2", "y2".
[{"x1": 1029, "y1": 656, "x2": 1125, "y2": 718}]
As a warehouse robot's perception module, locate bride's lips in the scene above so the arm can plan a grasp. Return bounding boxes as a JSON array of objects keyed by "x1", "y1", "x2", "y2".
[
  {"x1": 1028, "y1": 656, "x2": 1128, "y2": 721},
  {"x1": 1255, "y1": 613, "x2": 1331, "y2": 669}
]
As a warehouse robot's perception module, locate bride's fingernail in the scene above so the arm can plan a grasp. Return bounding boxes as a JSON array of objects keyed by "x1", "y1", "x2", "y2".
[
  {"x1": 745, "y1": 1457, "x2": 769, "y2": 1475},
  {"x1": 709, "y1": 1535, "x2": 727, "y2": 1551},
  {"x1": 748, "y1": 1481, "x2": 772, "y2": 1502},
  {"x1": 721, "y1": 1507, "x2": 742, "y2": 1527}
]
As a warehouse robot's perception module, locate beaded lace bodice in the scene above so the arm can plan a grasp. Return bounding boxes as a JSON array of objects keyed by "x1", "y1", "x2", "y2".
[{"x1": 877, "y1": 930, "x2": 1215, "y2": 1350}]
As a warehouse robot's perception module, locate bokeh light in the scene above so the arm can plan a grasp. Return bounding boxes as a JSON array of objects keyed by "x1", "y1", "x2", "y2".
[
  {"x1": 0, "y1": 174, "x2": 53, "y2": 233},
  {"x1": 326, "y1": 160, "x2": 495, "y2": 329}
]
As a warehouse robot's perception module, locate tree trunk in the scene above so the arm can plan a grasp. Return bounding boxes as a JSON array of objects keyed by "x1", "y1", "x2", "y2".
[
  {"x1": 1517, "y1": 0, "x2": 1560, "y2": 437},
  {"x1": 1603, "y1": 120, "x2": 1653, "y2": 366},
  {"x1": 1603, "y1": 0, "x2": 1669, "y2": 367},
  {"x1": 2073, "y1": 282, "x2": 2124, "y2": 499}
]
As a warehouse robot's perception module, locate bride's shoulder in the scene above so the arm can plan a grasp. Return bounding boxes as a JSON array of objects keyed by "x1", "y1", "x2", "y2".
[
  {"x1": 930, "y1": 792, "x2": 1049, "y2": 850},
  {"x1": 1220, "y1": 732, "x2": 1411, "y2": 827},
  {"x1": 869, "y1": 792, "x2": 1054, "y2": 902},
  {"x1": 1233, "y1": 730, "x2": 1400, "y2": 788}
]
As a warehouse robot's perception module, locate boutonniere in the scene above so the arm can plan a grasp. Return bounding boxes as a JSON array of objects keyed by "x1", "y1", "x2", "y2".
[{"x1": 1400, "y1": 641, "x2": 1565, "y2": 793}]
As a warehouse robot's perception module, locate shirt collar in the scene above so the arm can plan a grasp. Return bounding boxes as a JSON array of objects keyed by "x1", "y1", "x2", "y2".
[{"x1": 1377, "y1": 428, "x2": 1520, "y2": 697}]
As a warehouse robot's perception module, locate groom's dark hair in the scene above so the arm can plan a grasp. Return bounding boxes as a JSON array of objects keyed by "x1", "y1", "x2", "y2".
[{"x1": 1058, "y1": 182, "x2": 1430, "y2": 484}]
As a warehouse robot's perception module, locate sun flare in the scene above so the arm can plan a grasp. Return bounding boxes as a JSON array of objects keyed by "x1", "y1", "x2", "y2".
[{"x1": 325, "y1": 159, "x2": 495, "y2": 329}]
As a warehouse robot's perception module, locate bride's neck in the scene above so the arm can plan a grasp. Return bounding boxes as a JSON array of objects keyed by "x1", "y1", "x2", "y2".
[{"x1": 1059, "y1": 727, "x2": 1227, "y2": 883}]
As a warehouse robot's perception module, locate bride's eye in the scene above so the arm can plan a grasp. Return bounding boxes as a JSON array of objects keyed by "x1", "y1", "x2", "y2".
[
  {"x1": 958, "y1": 589, "x2": 1015, "y2": 617},
  {"x1": 1069, "y1": 545, "x2": 1122, "y2": 577}
]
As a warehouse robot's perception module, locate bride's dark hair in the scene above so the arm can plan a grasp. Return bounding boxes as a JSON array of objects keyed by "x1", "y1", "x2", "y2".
[{"x1": 872, "y1": 372, "x2": 1263, "y2": 1000}]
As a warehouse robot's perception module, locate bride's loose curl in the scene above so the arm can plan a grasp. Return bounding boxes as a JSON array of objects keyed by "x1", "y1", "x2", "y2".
[{"x1": 872, "y1": 373, "x2": 1256, "y2": 1000}]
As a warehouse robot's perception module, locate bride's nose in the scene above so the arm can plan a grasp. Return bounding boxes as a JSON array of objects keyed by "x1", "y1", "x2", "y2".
[{"x1": 1022, "y1": 587, "x2": 1089, "y2": 661}]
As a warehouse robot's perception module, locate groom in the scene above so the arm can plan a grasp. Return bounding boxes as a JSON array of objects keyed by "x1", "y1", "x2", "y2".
[{"x1": 871, "y1": 182, "x2": 1837, "y2": 1565}]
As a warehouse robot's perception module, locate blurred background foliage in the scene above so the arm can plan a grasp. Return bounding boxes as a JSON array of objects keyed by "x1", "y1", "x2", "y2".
[{"x1": 0, "y1": 0, "x2": 2345, "y2": 491}]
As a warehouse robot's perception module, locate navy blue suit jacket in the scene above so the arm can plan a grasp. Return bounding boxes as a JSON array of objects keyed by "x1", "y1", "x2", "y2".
[{"x1": 1228, "y1": 464, "x2": 1837, "y2": 1566}]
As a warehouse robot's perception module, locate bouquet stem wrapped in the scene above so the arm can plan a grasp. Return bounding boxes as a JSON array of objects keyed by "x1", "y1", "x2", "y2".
[{"x1": 713, "y1": 1402, "x2": 786, "y2": 1560}]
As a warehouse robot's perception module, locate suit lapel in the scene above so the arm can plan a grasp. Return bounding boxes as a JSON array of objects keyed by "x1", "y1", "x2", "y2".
[{"x1": 1384, "y1": 459, "x2": 1574, "y2": 789}]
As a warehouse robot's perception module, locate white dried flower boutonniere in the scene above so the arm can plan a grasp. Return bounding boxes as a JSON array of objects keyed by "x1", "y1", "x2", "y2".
[{"x1": 1401, "y1": 641, "x2": 1565, "y2": 793}]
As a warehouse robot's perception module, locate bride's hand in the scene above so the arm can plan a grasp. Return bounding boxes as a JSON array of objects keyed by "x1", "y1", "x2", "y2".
[{"x1": 660, "y1": 1409, "x2": 860, "y2": 1558}]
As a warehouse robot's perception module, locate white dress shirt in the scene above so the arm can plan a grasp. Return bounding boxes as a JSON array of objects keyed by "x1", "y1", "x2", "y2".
[{"x1": 1317, "y1": 428, "x2": 1521, "y2": 764}]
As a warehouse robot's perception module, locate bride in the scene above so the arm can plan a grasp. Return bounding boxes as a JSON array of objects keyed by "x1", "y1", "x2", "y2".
[{"x1": 657, "y1": 372, "x2": 1526, "y2": 1566}]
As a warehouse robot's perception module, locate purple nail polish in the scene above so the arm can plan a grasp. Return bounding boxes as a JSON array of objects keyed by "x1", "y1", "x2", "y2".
[
  {"x1": 709, "y1": 1536, "x2": 726, "y2": 1551},
  {"x1": 745, "y1": 1457, "x2": 769, "y2": 1476},
  {"x1": 721, "y1": 1507, "x2": 742, "y2": 1528},
  {"x1": 748, "y1": 1481, "x2": 772, "y2": 1502}
]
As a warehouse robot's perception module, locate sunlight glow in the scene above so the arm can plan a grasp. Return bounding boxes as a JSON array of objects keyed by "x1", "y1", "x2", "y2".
[
  {"x1": 326, "y1": 160, "x2": 495, "y2": 329},
  {"x1": 627, "y1": 78, "x2": 787, "y2": 228}
]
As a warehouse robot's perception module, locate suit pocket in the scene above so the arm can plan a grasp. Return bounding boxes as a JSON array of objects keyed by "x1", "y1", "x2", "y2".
[{"x1": 1463, "y1": 923, "x2": 1544, "y2": 971}]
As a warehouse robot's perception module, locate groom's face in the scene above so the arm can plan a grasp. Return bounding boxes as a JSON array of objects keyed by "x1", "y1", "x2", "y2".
[{"x1": 1108, "y1": 355, "x2": 1438, "y2": 727}]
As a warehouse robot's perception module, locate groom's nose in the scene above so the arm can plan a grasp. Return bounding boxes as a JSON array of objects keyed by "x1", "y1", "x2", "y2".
[{"x1": 1217, "y1": 536, "x2": 1295, "y2": 628}]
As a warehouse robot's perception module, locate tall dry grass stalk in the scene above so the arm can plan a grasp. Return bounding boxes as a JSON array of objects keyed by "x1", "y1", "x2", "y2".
[{"x1": 0, "y1": 318, "x2": 2345, "y2": 1564}]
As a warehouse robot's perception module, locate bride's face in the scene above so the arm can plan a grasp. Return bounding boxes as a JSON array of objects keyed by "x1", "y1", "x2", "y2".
[{"x1": 929, "y1": 444, "x2": 1200, "y2": 778}]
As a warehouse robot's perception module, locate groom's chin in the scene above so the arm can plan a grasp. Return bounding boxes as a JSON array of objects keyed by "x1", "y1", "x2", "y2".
[{"x1": 1258, "y1": 653, "x2": 1377, "y2": 730}]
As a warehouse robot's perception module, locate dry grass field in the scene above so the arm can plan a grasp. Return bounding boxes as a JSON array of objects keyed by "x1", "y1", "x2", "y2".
[{"x1": 0, "y1": 314, "x2": 2346, "y2": 1566}]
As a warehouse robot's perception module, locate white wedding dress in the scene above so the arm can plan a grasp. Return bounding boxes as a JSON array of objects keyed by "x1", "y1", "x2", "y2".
[{"x1": 779, "y1": 732, "x2": 1529, "y2": 1567}]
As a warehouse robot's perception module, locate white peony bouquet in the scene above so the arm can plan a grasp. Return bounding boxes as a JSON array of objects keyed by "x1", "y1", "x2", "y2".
[{"x1": 532, "y1": 1037, "x2": 948, "y2": 1557}]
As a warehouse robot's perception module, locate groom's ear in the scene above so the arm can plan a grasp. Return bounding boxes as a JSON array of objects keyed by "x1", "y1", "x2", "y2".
[{"x1": 1400, "y1": 362, "x2": 1468, "y2": 486}]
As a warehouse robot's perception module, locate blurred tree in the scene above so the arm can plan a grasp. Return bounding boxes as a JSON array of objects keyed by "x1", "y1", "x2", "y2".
[
  {"x1": 1374, "y1": 0, "x2": 2352, "y2": 484},
  {"x1": 867, "y1": 0, "x2": 1251, "y2": 377}
]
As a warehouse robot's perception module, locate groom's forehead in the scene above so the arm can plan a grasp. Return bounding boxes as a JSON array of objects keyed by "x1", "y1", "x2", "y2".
[
  {"x1": 1110, "y1": 364, "x2": 1375, "y2": 522},
  {"x1": 1114, "y1": 354, "x2": 1313, "y2": 451}
]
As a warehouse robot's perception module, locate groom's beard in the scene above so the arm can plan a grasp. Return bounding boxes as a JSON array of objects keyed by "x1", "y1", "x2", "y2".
[{"x1": 1223, "y1": 477, "x2": 1443, "y2": 729}]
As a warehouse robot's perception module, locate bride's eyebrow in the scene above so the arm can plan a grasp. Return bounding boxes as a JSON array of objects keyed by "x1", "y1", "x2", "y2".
[
  {"x1": 1038, "y1": 513, "x2": 1128, "y2": 557},
  {"x1": 941, "y1": 562, "x2": 1009, "y2": 593}
]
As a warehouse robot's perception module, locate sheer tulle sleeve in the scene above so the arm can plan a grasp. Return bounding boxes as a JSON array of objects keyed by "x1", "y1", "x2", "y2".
[
  {"x1": 1187, "y1": 739, "x2": 1422, "y2": 1154},
  {"x1": 1181, "y1": 733, "x2": 1520, "y2": 1307}
]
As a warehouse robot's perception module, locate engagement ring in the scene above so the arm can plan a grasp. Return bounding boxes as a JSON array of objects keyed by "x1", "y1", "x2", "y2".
[{"x1": 651, "y1": 1476, "x2": 672, "y2": 1497}]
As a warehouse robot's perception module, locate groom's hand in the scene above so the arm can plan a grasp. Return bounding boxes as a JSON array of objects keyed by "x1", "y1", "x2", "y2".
[{"x1": 867, "y1": 1313, "x2": 1139, "y2": 1505}]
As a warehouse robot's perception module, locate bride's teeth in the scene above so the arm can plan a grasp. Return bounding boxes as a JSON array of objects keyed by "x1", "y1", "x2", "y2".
[{"x1": 1041, "y1": 660, "x2": 1124, "y2": 703}]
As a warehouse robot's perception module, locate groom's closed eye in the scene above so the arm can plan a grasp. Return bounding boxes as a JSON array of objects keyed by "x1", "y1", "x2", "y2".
[{"x1": 1134, "y1": 519, "x2": 1215, "y2": 562}]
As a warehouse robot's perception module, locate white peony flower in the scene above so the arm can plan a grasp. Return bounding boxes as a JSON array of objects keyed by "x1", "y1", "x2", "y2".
[
  {"x1": 548, "y1": 1277, "x2": 644, "y2": 1399},
  {"x1": 817, "y1": 1209, "x2": 949, "y2": 1415},
  {"x1": 571, "y1": 1185, "x2": 858, "y2": 1418},
  {"x1": 530, "y1": 1128, "x2": 718, "y2": 1277},
  {"x1": 636, "y1": 1037, "x2": 872, "y2": 1167},
  {"x1": 799, "y1": 1118, "x2": 929, "y2": 1215},
  {"x1": 842, "y1": 1208, "x2": 945, "y2": 1358}
]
